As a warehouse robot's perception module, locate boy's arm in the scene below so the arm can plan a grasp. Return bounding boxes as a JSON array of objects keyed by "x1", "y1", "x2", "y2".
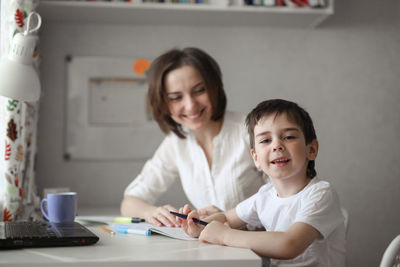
[
  {"x1": 224, "y1": 208, "x2": 247, "y2": 228},
  {"x1": 200, "y1": 215, "x2": 321, "y2": 259}
]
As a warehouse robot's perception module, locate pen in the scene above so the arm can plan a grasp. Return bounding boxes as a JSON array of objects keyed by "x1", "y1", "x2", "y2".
[
  {"x1": 98, "y1": 225, "x2": 115, "y2": 235},
  {"x1": 114, "y1": 217, "x2": 145, "y2": 223},
  {"x1": 170, "y1": 211, "x2": 208, "y2": 226},
  {"x1": 117, "y1": 227, "x2": 151, "y2": 236}
]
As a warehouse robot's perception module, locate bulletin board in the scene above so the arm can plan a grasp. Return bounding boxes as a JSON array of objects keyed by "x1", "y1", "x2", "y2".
[{"x1": 65, "y1": 56, "x2": 164, "y2": 160}]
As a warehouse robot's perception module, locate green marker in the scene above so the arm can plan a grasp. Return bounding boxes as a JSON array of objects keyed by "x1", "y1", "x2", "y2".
[{"x1": 114, "y1": 217, "x2": 145, "y2": 223}]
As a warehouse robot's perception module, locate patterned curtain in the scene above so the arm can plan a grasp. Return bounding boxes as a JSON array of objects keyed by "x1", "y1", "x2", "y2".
[{"x1": 0, "y1": 0, "x2": 40, "y2": 222}]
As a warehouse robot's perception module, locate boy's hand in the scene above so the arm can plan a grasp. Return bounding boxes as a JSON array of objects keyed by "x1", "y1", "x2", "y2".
[
  {"x1": 197, "y1": 205, "x2": 221, "y2": 219},
  {"x1": 177, "y1": 204, "x2": 205, "y2": 237},
  {"x1": 199, "y1": 221, "x2": 231, "y2": 245}
]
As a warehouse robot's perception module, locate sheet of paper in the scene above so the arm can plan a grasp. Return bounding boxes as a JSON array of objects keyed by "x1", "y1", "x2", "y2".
[
  {"x1": 150, "y1": 226, "x2": 197, "y2": 241},
  {"x1": 76, "y1": 216, "x2": 115, "y2": 226}
]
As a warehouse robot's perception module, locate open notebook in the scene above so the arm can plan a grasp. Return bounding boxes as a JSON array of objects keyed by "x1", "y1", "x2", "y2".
[{"x1": 111, "y1": 223, "x2": 197, "y2": 241}]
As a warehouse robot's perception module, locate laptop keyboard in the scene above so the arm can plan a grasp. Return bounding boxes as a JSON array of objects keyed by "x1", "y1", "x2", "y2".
[
  {"x1": 1, "y1": 221, "x2": 99, "y2": 249},
  {"x1": 4, "y1": 221, "x2": 56, "y2": 238}
]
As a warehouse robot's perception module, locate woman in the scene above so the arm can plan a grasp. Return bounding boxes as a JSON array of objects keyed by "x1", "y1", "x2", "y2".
[{"x1": 121, "y1": 47, "x2": 265, "y2": 227}]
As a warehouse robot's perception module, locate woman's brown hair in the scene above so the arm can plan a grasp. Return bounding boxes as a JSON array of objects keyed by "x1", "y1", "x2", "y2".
[{"x1": 147, "y1": 47, "x2": 227, "y2": 138}]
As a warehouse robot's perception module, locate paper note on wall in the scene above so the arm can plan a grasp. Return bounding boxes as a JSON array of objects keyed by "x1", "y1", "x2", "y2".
[{"x1": 65, "y1": 56, "x2": 163, "y2": 161}]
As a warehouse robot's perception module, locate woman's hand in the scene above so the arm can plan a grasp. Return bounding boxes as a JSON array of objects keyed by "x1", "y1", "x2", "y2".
[
  {"x1": 199, "y1": 221, "x2": 231, "y2": 245},
  {"x1": 177, "y1": 204, "x2": 205, "y2": 237},
  {"x1": 144, "y1": 204, "x2": 179, "y2": 227},
  {"x1": 197, "y1": 205, "x2": 222, "y2": 219}
]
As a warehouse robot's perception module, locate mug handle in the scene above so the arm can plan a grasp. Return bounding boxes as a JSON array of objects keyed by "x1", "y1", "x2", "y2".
[{"x1": 41, "y1": 198, "x2": 50, "y2": 221}]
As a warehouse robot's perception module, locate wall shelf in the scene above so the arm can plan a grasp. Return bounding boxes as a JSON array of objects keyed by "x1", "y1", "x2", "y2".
[{"x1": 38, "y1": 1, "x2": 334, "y2": 28}]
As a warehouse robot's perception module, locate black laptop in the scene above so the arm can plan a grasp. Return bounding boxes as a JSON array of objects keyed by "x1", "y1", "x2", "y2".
[{"x1": 0, "y1": 220, "x2": 99, "y2": 249}]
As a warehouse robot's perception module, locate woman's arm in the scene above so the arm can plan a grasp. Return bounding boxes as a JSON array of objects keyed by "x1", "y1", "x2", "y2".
[
  {"x1": 200, "y1": 221, "x2": 320, "y2": 259},
  {"x1": 120, "y1": 195, "x2": 179, "y2": 227},
  {"x1": 121, "y1": 136, "x2": 181, "y2": 227}
]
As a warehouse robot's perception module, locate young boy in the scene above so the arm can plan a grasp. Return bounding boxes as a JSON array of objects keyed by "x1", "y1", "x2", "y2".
[{"x1": 178, "y1": 99, "x2": 346, "y2": 266}]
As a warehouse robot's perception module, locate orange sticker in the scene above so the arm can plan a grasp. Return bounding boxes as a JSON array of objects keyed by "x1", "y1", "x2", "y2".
[{"x1": 133, "y1": 58, "x2": 151, "y2": 75}]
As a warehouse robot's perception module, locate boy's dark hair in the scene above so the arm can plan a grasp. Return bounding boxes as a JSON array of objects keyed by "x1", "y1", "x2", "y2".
[
  {"x1": 147, "y1": 47, "x2": 227, "y2": 138},
  {"x1": 245, "y1": 99, "x2": 317, "y2": 178}
]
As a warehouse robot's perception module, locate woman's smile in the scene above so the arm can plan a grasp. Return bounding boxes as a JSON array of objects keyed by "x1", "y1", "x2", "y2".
[{"x1": 165, "y1": 65, "x2": 213, "y2": 132}]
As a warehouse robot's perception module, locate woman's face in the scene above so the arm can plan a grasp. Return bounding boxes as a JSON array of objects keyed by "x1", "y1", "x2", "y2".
[{"x1": 165, "y1": 65, "x2": 213, "y2": 132}]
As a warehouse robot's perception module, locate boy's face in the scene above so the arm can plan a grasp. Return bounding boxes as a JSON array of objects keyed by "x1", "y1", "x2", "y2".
[{"x1": 250, "y1": 112, "x2": 318, "y2": 181}]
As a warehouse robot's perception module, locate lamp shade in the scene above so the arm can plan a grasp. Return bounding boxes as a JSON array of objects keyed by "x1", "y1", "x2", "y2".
[
  {"x1": 0, "y1": 58, "x2": 41, "y2": 102},
  {"x1": 0, "y1": 12, "x2": 41, "y2": 102}
]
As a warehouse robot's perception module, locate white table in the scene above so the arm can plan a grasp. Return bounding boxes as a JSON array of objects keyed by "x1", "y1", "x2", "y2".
[{"x1": 0, "y1": 207, "x2": 262, "y2": 267}]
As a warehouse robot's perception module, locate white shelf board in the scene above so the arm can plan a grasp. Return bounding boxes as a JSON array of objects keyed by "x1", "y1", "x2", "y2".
[{"x1": 38, "y1": 1, "x2": 334, "y2": 28}]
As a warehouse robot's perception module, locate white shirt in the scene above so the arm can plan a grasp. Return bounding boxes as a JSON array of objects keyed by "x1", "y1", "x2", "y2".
[
  {"x1": 124, "y1": 111, "x2": 266, "y2": 211},
  {"x1": 236, "y1": 178, "x2": 346, "y2": 267}
]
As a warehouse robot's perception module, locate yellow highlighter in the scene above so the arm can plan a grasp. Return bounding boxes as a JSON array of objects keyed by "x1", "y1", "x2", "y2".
[{"x1": 114, "y1": 217, "x2": 145, "y2": 223}]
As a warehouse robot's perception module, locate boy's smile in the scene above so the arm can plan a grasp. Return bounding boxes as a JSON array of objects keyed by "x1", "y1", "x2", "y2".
[
  {"x1": 271, "y1": 156, "x2": 291, "y2": 167},
  {"x1": 251, "y1": 112, "x2": 318, "y2": 185}
]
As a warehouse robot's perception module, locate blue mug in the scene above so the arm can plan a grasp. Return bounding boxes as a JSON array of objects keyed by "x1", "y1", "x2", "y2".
[{"x1": 41, "y1": 192, "x2": 77, "y2": 223}]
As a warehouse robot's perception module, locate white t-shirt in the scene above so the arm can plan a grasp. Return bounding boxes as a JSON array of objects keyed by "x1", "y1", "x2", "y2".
[
  {"x1": 124, "y1": 111, "x2": 266, "y2": 211},
  {"x1": 236, "y1": 178, "x2": 346, "y2": 267}
]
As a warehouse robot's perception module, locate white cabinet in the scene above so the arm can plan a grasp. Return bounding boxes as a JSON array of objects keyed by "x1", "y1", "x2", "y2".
[{"x1": 38, "y1": 1, "x2": 334, "y2": 28}]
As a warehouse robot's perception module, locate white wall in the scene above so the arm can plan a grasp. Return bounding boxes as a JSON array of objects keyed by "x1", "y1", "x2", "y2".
[{"x1": 37, "y1": 0, "x2": 400, "y2": 266}]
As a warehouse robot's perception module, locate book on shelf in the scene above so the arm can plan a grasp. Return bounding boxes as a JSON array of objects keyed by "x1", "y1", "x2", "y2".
[
  {"x1": 308, "y1": 0, "x2": 327, "y2": 7},
  {"x1": 263, "y1": 0, "x2": 276, "y2": 6},
  {"x1": 286, "y1": 0, "x2": 309, "y2": 7},
  {"x1": 243, "y1": 0, "x2": 327, "y2": 8}
]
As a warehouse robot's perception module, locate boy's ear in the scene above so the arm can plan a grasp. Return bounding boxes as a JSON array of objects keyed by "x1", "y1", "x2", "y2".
[
  {"x1": 250, "y1": 148, "x2": 261, "y2": 169},
  {"x1": 307, "y1": 139, "x2": 319, "y2": 161}
]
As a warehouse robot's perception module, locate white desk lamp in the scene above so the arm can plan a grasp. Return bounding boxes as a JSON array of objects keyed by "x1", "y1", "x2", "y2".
[{"x1": 0, "y1": 12, "x2": 41, "y2": 102}]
